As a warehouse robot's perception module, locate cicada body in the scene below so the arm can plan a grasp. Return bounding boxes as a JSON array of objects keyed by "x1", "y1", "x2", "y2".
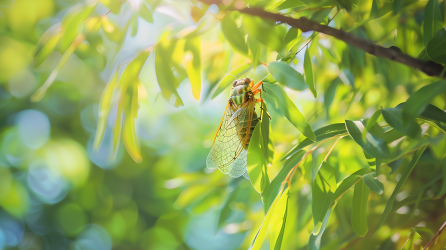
[{"x1": 206, "y1": 78, "x2": 265, "y2": 179}]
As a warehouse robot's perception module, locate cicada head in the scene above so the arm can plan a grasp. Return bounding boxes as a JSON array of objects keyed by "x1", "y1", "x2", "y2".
[{"x1": 232, "y1": 78, "x2": 251, "y2": 87}]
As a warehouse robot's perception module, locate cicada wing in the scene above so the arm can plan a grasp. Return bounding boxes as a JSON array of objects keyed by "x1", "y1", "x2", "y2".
[{"x1": 206, "y1": 100, "x2": 256, "y2": 178}]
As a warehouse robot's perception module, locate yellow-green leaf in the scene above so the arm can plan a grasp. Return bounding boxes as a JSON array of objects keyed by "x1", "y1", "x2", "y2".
[
  {"x1": 351, "y1": 179, "x2": 369, "y2": 237},
  {"x1": 184, "y1": 37, "x2": 201, "y2": 101}
]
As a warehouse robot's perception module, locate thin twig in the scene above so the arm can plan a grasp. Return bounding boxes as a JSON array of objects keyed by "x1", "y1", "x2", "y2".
[
  {"x1": 293, "y1": 6, "x2": 335, "y2": 14},
  {"x1": 294, "y1": 8, "x2": 340, "y2": 57},
  {"x1": 423, "y1": 220, "x2": 446, "y2": 249},
  {"x1": 380, "y1": 144, "x2": 430, "y2": 169}
]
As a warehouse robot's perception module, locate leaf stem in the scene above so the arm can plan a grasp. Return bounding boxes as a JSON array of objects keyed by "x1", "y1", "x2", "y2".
[{"x1": 423, "y1": 220, "x2": 446, "y2": 250}]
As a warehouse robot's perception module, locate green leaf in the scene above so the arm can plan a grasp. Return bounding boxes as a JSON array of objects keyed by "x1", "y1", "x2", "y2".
[
  {"x1": 308, "y1": 208, "x2": 332, "y2": 250},
  {"x1": 393, "y1": 0, "x2": 403, "y2": 15},
  {"x1": 388, "y1": 158, "x2": 403, "y2": 175},
  {"x1": 362, "y1": 172, "x2": 384, "y2": 194},
  {"x1": 324, "y1": 78, "x2": 340, "y2": 118},
  {"x1": 101, "y1": 16, "x2": 123, "y2": 44},
  {"x1": 122, "y1": 81, "x2": 142, "y2": 163},
  {"x1": 249, "y1": 187, "x2": 286, "y2": 250},
  {"x1": 264, "y1": 150, "x2": 306, "y2": 212},
  {"x1": 94, "y1": 70, "x2": 119, "y2": 151},
  {"x1": 34, "y1": 29, "x2": 63, "y2": 67},
  {"x1": 248, "y1": 35, "x2": 261, "y2": 70},
  {"x1": 382, "y1": 108, "x2": 421, "y2": 139},
  {"x1": 211, "y1": 64, "x2": 251, "y2": 99},
  {"x1": 131, "y1": 15, "x2": 138, "y2": 37},
  {"x1": 304, "y1": 48, "x2": 317, "y2": 97},
  {"x1": 423, "y1": 0, "x2": 443, "y2": 46},
  {"x1": 263, "y1": 83, "x2": 316, "y2": 142},
  {"x1": 31, "y1": 35, "x2": 85, "y2": 102},
  {"x1": 282, "y1": 123, "x2": 347, "y2": 161},
  {"x1": 270, "y1": 186, "x2": 289, "y2": 250},
  {"x1": 372, "y1": 146, "x2": 427, "y2": 235},
  {"x1": 184, "y1": 37, "x2": 201, "y2": 101},
  {"x1": 438, "y1": 158, "x2": 446, "y2": 196},
  {"x1": 351, "y1": 179, "x2": 369, "y2": 237},
  {"x1": 333, "y1": 168, "x2": 370, "y2": 203},
  {"x1": 247, "y1": 123, "x2": 269, "y2": 194},
  {"x1": 268, "y1": 62, "x2": 307, "y2": 91},
  {"x1": 139, "y1": 2, "x2": 153, "y2": 23},
  {"x1": 312, "y1": 162, "x2": 337, "y2": 234},
  {"x1": 261, "y1": 103, "x2": 274, "y2": 165},
  {"x1": 155, "y1": 35, "x2": 184, "y2": 107},
  {"x1": 402, "y1": 81, "x2": 446, "y2": 125},
  {"x1": 221, "y1": 14, "x2": 248, "y2": 56},
  {"x1": 427, "y1": 28, "x2": 446, "y2": 64},
  {"x1": 401, "y1": 229, "x2": 422, "y2": 250},
  {"x1": 60, "y1": 4, "x2": 96, "y2": 50},
  {"x1": 243, "y1": 15, "x2": 285, "y2": 55},
  {"x1": 345, "y1": 120, "x2": 390, "y2": 158},
  {"x1": 283, "y1": 27, "x2": 300, "y2": 52}
]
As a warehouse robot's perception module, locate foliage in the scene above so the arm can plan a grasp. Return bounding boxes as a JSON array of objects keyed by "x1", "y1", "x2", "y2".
[{"x1": 0, "y1": 0, "x2": 446, "y2": 249}]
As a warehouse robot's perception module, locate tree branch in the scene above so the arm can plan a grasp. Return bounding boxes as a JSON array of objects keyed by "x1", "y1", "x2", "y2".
[
  {"x1": 237, "y1": 7, "x2": 444, "y2": 78},
  {"x1": 423, "y1": 220, "x2": 446, "y2": 249},
  {"x1": 199, "y1": 0, "x2": 445, "y2": 79}
]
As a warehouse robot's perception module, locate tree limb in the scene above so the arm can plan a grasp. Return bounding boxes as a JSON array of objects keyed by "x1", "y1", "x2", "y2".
[
  {"x1": 423, "y1": 220, "x2": 446, "y2": 249},
  {"x1": 198, "y1": 0, "x2": 445, "y2": 79}
]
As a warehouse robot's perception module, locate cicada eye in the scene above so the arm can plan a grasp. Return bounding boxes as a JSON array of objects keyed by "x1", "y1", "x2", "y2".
[
  {"x1": 244, "y1": 78, "x2": 251, "y2": 84},
  {"x1": 232, "y1": 80, "x2": 238, "y2": 86}
]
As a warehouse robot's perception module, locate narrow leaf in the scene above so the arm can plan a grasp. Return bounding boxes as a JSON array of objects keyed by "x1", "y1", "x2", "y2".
[
  {"x1": 304, "y1": 48, "x2": 317, "y2": 97},
  {"x1": 247, "y1": 123, "x2": 269, "y2": 194},
  {"x1": 264, "y1": 83, "x2": 316, "y2": 141},
  {"x1": 221, "y1": 14, "x2": 248, "y2": 56},
  {"x1": 268, "y1": 61, "x2": 307, "y2": 91},
  {"x1": 372, "y1": 146, "x2": 427, "y2": 235},
  {"x1": 308, "y1": 209, "x2": 332, "y2": 250},
  {"x1": 282, "y1": 123, "x2": 347, "y2": 161},
  {"x1": 426, "y1": 29, "x2": 446, "y2": 64},
  {"x1": 438, "y1": 158, "x2": 446, "y2": 196},
  {"x1": 345, "y1": 120, "x2": 390, "y2": 158},
  {"x1": 333, "y1": 168, "x2": 370, "y2": 203},
  {"x1": 352, "y1": 179, "x2": 370, "y2": 237},
  {"x1": 139, "y1": 2, "x2": 154, "y2": 23},
  {"x1": 382, "y1": 108, "x2": 421, "y2": 139},
  {"x1": 184, "y1": 37, "x2": 201, "y2": 101},
  {"x1": 362, "y1": 172, "x2": 384, "y2": 195},
  {"x1": 312, "y1": 162, "x2": 337, "y2": 234},
  {"x1": 261, "y1": 102, "x2": 274, "y2": 165},
  {"x1": 423, "y1": 0, "x2": 443, "y2": 46},
  {"x1": 270, "y1": 187, "x2": 289, "y2": 250},
  {"x1": 402, "y1": 81, "x2": 446, "y2": 124}
]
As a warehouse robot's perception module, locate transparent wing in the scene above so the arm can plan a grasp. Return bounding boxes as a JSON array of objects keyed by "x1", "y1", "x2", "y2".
[{"x1": 206, "y1": 101, "x2": 255, "y2": 178}]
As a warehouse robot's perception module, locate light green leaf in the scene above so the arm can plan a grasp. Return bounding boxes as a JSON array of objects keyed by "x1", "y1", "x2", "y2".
[
  {"x1": 34, "y1": 29, "x2": 63, "y2": 67},
  {"x1": 248, "y1": 123, "x2": 269, "y2": 194},
  {"x1": 131, "y1": 15, "x2": 138, "y2": 37},
  {"x1": 101, "y1": 16, "x2": 123, "y2": 44},
  {"x1": 155, "y1": 35, "x2": 184, "y2": 107},
  {"x1": 308, "y1": 208, "x2": 332, "y2": 250},
  {"x1": 362, "y1": 172, "x2": 384, "y2": 195},
  {"x1": 243, "y1": 15, "x2": 285, "y2": 55},
  {"x1": 423, "y1": 0, "x2": 443, "y2": 46},
  {"x1": 139, "y1": 2, "x2": 153, "y2": 23},
  {"x1": 261, "y1": 103, "x2": 274, "y2": 165},
  {"x1": 122, "y1": 82, "x2": 142, "y2": 163},
  {"x1": 312, "y1": 162, "x2": 337, "y2": 234},
  {"x1": 60, "y1": 4, "x2": 96, "y2": 50},
  {"x1": 249, "y1": 187, "x2": 286, "y2": 250},
  {"x1": 269, "y1": 186, "x2": 289, "y2": 250},
  {"x1": 264, "y1": 150, "x2": 306, "y2": 212},
  {"x1": 263, "y1": 83, "x2": 316, "y2": 141},
  {"x1": 94, "y1": 70, "x2": 119, "y2": 151},
  {"x1": 401, "y1": 230, "x2": 422, "y2": 250},
  {"x1": 221, "y1": 14, "x2": 248, "y2": 56},
  {"x1": 333, "y1": 168, "x2": 370, "y2": 203},
  {"x1": 351, "y1": 179, "x2": 369, "y2": 237},
  {"x1": 402, "y1": 81, "x2": 446, "y2": 125},
  {"x1": 211, "y1": 64, "x2": 251, "y2": 99},
  {"x1": 31, "y1": 35, "x2": 85, "y2": 102},
  {"x1": 184, "y1": 37, "x2": 201, "y2": 101},
  {"x1": 372, "y1": 146, "x2": 427, "y2": 235},
  {"x1": 304, "y1": 48, "x2": 317, "y2": 97},
  {"x1": 268, "y1": 61, "x2": 307, "y2": 91},
  {"x1": 248, "y1": 35, "x2": 261, "y2": 70},
  {"x1": 345, "y1": 120, "x2": 390, "y2": 158},
  {"x1": 282, "y1": 123, "x2": 347, "y2": 161}
]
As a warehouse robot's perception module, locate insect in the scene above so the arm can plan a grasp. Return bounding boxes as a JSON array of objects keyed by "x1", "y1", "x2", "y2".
[{"x1": 206, "y1": 77, "x2": 267, "y2": 179}]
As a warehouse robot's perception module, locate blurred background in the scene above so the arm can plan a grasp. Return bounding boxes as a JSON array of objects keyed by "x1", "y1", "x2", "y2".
[{"x1": 1, "y1": 0, "x2": 446, "y2": 249}]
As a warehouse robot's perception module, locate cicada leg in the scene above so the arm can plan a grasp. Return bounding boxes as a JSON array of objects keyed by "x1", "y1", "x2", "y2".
[{"x1": 252, "y1": 80, "x2": 263, "y2": 91}]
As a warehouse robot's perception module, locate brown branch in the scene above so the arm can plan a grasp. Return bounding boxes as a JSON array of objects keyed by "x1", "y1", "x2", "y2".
[
  {"x1": 237, "y1": 7, "x2": 444, "y2": 78},
  {"x1": 423, "y1": 220, "x2": 446, "y2": 249},
  {"x1": 198, "y1": 0, "x2": 445, "y2": 79}
]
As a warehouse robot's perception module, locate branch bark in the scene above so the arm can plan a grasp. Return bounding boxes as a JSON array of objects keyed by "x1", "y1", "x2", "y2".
[{"x1": 198, "y1": 0, "x2": 445, "y2": 79}]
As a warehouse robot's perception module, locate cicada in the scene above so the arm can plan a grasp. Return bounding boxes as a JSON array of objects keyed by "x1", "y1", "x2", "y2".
[{"x1": 206, "y1": 78, "x2": 266, "y2": 179}]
